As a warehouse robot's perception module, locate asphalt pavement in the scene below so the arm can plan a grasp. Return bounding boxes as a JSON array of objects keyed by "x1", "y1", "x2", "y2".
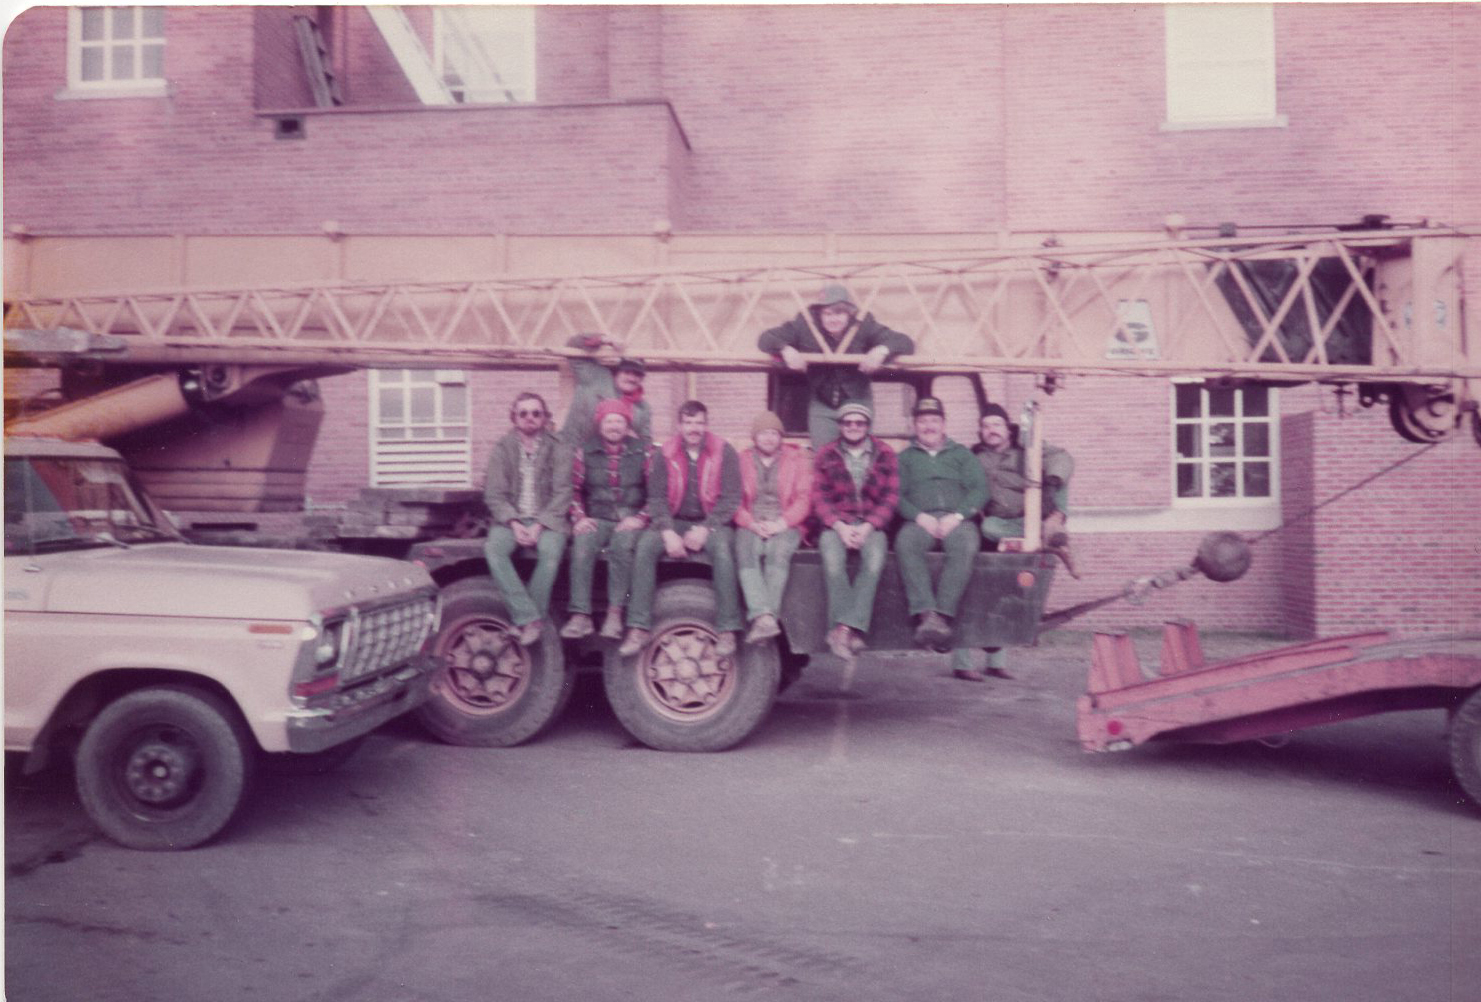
[{"x1": 6, "y1": 630, "x2": 1479, "y2": 1002}]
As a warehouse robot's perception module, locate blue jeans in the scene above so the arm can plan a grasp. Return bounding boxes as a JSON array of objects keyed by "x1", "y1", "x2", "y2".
[
  {"x1": 566, "y1": 519, "x2": 642, "y2": 614},
  {"x1": 817, "y1": 525, "x2": 888, "y2": 632},
  {"x1": 895, "y1": 518, "x2": 981, "y2": 618},
  {"x1": 628, "y1": 522, "x2": 742, "y2": 632},
  {"x1": 483, "y1": 521, "x2": 567, "y2": 626},
  {"x1": 735, "y1": 526, "x2": 802, "y2": 621}
]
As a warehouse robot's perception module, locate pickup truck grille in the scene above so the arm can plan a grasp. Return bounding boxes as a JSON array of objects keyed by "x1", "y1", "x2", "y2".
[{"x1": 340, "y1": 595, "x2": 437, "y2": 682}]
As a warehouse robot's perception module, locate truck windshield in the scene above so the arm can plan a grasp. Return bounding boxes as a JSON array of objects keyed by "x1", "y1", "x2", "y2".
[{"x1": 5, "y1": 456, "x2": 181, "y2": 553}]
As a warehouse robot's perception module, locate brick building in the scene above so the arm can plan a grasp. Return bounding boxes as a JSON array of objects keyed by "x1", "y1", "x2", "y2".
[{"x1": 5, "y1": 4, "x2": 1479, "y2": 637}]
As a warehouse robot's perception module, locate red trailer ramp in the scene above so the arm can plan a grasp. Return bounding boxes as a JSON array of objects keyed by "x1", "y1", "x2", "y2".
[{"x1": 1077, "y1": 624, "x2": 1481, "y2": 806}]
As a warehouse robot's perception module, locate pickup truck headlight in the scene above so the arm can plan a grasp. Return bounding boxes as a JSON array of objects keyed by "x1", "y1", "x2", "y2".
[{"x1": 312, "y1": 618, "x2": 346, "y2": 668}]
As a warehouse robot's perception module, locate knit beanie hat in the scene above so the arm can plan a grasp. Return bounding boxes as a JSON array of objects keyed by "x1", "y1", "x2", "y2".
[
  {"x1": 980, "y1": 403, "x2": 1011, "y2": 423},
  {"x1": 594, "y1": 397, "x2": 633, "y2": 427},
  {"x1": 818, "y1": 283, "x2": 856, "y2": 311},
  {"x1": 836, "y1": 401, "x2": 873, "y2": 423},
  {"x1": 750, "y1": 411, "x2": 784, "y2": 438}
]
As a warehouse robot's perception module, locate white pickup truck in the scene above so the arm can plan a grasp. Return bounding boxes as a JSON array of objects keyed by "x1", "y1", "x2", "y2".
[{"x1": 4, "y1": 436, "x2": 440, "y2": 850}]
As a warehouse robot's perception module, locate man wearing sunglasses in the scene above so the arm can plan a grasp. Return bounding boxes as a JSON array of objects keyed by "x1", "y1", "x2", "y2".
[
  {"x1": 810, "y1": 402, "x2": 899, "y2": 661},
  {"x1": 483, "y1": 392, "x2": 572, "y2": 645}
]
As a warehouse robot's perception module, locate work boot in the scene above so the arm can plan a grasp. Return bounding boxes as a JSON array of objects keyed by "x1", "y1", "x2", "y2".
[
  {"x1": 848, "y1": 628, "x2": 867, "y2": 653},
  {"x1": 1046, "y1": 537, "x2": 1081, "y2": 579},
  {"x1": 914, "y1": 611, "x2": 952, "y2": 650},
  {"x1": 560, "y1": 613, "x2": 594, "y2": 640},
  {"x1": 745, "y1": 614, "x2": 781, "y2": 644},
  {"x1": 517, "y1": 619, "x2": 544, "y2": 647},
  {"x1": 616, "y1": 627, "x2": 650, "y2": 657},
  {"x1": 713, "y1": 631, "x2": 738, "y2": 657},
  {"x1": 599, "y1": 606, "x2": 625, "y2": 640},
  {"x1": 826, "y1": 624, "x2": 856, "y2": 661},
  {"x1": 953, "y1": 667, "x2": 989, "y2": 682}
]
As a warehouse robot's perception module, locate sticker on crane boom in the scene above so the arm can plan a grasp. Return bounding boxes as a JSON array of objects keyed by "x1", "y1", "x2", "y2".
[{"x1": 1106, "y1": 299, "x2": 1161, "y2": 360}]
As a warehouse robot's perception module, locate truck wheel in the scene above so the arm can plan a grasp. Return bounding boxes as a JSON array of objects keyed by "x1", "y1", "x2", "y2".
[
  {"x1": 417, "y1": 577, "x2": 571, "y2": 747},
  {"x1": 1449, "y1": 686, "x2": 1481, "y2": 809},
  {"x1": 603, "y1": 581, "x2": 779, "y2": 752},
  {"x1": 74, "y1": 686, "x2": 254, "y2": 851}
]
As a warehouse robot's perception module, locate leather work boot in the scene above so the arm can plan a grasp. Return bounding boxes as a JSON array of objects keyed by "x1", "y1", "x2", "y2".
[
  {"x1": 1046, "y1": 538, "x2": 1081, "y2": 579},
  {"x1": 616, "y1": 627, "x2": 650, "y2": 657},
  {"x1": 745, "y1": 614, "x2": 781, "y2": 643},
  {"x1": 848, "y1": 628, "x2": 867, "y2": 653},
  {"x1": 826, "y1": 624, "x2": 856, "y2": 661},
  {"x1": 914, "y1": 611, "x2": 952, "y2": 650},
  {"x1": 713, "y1": 631, "x2": 738, "y2": 657},
  {"x1": 599, "y1": 606, "x2": 625, "y2": 640},
  {"x1": 560, "y1": 613, "x2": 594, "y2": 639},
  {"x1": 517, "y1": 619, "x2": 544, "y2": 646}
]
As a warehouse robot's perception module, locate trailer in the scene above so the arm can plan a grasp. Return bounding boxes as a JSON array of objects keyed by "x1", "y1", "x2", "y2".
[{"x1": 1077, "y1": 622, "x2": 1481, "y2": 808}]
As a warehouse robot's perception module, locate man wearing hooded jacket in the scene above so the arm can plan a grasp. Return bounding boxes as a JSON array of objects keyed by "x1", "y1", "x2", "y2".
[{"x1": 758, "y1": 283, "x2": 915, "y2": 448}]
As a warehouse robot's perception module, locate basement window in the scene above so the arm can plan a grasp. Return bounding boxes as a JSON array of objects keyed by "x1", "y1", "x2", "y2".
[{"x1": 64, "y1": 6, "x2": 167, "y2": 97}]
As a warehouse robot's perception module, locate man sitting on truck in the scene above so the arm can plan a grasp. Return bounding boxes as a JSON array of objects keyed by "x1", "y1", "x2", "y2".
[
  {"x1": 483, "y1": 392, "x2": 573, "y2": 646},
  {"x1": 561, "y1": 399, "x2": 654, "y2": 642},
  {"x1": 558, "y1": 332, "x2": 652, "y2": 446},
  {"x1": 620, "y1": 400, "x2": 744, "y2": 658},
  {"x1": 734, "y1": 410, "x2": 813, "y2": 645},
  {"x1": 894, "y1": 397, "x2": 988, "y2": 651},
  {"x1": 758, "y1": 284, "x2": 916, "y2": 448},
  {"x1": 811, "y1": 402, "x2": 900, "y2": 661},
  {"x1": 951, "y1": 402, "x2": 1076, "y2": 682}
]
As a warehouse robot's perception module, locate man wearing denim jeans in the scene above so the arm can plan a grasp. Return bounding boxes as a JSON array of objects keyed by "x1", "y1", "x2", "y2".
[
  {"x1": 482, "y1": 392, "x2": 572, "y2": 645},
  {"x1": 811, "y1": 402, "x2": 899, "y2": 661},
  {"x1": 734, "y1": 411, "x2": 813, "y2": 645},
  {"x1": 561, "y1": 398, "x2": 652, "y2": 642},
  {"x1": 621, "y1": 400, "x2": 743, "y2": 658},
  {"x1": 894, "y1": 396, "x2": 988, "y2": 651}
]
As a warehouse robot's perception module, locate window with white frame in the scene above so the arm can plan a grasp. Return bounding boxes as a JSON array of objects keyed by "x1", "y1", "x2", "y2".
[
  {"x1": 433, "y1": 5, "x2": 535, "y2": 104},
  {"x1": 370, "y1": 370, "x2": 473, "y2": 487},
  {"x1": 1173, "y1": 383, "x2": 1278, "y2": 502},
  {"x1": 68, "y1": 6, "x2": 165, "y2": 91},
  {"x1": 1164, "y1": 4, "x2": 1283, "y2": 129}
]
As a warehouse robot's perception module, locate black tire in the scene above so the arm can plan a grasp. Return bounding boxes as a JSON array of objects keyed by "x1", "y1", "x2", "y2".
[
  {"x1": 74, "y1": 686, "x2": 255, "y2": 851},
  {"x1": 417, "y1": 577, "x2": 572, "y2": 747},
  {"x1": 603, "y1": 580, "x2": 780, "y2": 752},
  {"x1": 1449, "y1": 686, "x2": 1481, "y2": 810},
  {"x1": 261, "y1": 736, "x2": 365, "y2": 776}
]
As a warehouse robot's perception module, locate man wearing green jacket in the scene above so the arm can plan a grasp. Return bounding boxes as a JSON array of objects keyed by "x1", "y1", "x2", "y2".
[
  {"x1": 894, "y1": 397, "x2": 988, "y2": 650},
  {"x1": 483, "y1": 392, "x2": 573, "y2": 645},
  {"x1": 558, "y1": 332, "x2": 652, "y2": 446}
]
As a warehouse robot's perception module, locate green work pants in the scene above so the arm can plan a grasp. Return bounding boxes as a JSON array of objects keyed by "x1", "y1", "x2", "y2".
[
  {"x1": 483, "y1": 521, "x2": 568, "y2": 626},
  {"x1": 735, "y1": 526, "x2": 802, "y2": 621},
  {"x1": 628, "y1": 521, "x2": 742, "y2": 632},
  {"x1": 894, "y1": 519, "x2": 981, "y2": 618},
  {"x1": 817, "y1": 525, "x2": 888, "y2": 632},
  {"x1": 566, "y1": 519, "x2": 642, "y2": 615}
]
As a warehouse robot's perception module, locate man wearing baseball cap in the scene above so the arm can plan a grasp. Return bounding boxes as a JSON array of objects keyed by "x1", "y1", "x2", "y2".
[
  {"x1": 810, "y1": 401, "x2": 900, "y2": 660},
  {"x1": 894, "y1": 396, "x2": 987, "y2": 650},
  {"x1": 558, "y1": 332, "x2": 652, "y2": 446},
  {"x1": 758, "y1": 283, "x2": 915, "y2": 448}
]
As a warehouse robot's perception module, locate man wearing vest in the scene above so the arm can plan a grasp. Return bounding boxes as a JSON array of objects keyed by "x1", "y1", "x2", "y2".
[
  {"x1": 894, "y1": 396, "x2": 988, "y2": 651},
  {"x1": 561, "y1": 398, "x2": 653, "y2": 642},
  {"x1": 482, "y1": 392, "x2": 572, "y2": 646},
  {"x1": 620, "y1": 400, "x2": 744, "y2": 658},
  {"x1": 734, "y1": 411, "x2": 813, "y2": 644},
  {"x1": 811, "y1": 401, "x2": 900, "y2": 661}
]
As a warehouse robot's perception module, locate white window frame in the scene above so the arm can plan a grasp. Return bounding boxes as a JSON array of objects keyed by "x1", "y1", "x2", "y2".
[
  {"x1": 432, "y1": 5, "x2": 536, "y2": 105},
  {"x1": 1163, "y1": 4, "x2": 1286, "y2": 131},
  {"x1": 368, "y1": 369, "x2": 473, "y2": 487},
  {"x1": 63, "y1": 6, "x2": 167, "y2": 99},
  {"x1": 1171, "y1": 381, "x2": 1280, "y2": 507}
]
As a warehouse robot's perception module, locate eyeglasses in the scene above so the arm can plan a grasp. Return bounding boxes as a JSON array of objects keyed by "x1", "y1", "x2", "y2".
[
  {"x1": 515, "y1": 409, "x2": 545, "y2": 419},
  {"x1": 839, "y1": 419, "x2": 870, "y2": 427}
]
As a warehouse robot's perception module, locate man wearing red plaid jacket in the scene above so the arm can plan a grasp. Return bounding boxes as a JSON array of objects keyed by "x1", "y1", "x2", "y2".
[{"x1": 810, "y1": 402, "x2": 900, "y2": 661}]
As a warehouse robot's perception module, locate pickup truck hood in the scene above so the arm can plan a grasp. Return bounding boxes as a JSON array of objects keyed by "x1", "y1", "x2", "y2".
[{"x1": 28, "y1": 543, "x2": 432, "y2": 620}]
